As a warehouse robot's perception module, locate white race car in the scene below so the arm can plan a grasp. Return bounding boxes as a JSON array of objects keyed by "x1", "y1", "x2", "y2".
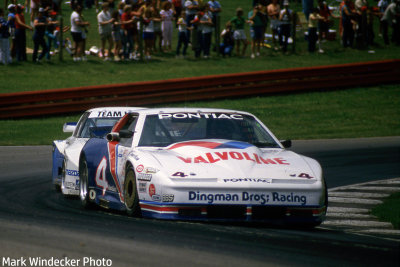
[
  {"x1": 52, "y1": 107, "x2": 143, "y2": 195},
  {"x1": 78, "y1": 108, "x2": 327, "y2": 226}
]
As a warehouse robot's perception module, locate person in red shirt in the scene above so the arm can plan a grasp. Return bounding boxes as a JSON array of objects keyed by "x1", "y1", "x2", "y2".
[
  {"x1": 15, "y1": 4, "x2": 32, "y2": 61},
  {"x1": 121, "y1": 4, "x2": 141, "y2": 60}
]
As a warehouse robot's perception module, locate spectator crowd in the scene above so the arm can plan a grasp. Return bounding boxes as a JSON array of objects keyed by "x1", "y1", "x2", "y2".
[{"x1": 0, "y1": 0, "x2": 399, "y2": 64}]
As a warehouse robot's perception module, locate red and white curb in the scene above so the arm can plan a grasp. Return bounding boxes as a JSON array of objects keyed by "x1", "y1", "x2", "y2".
[{"x1": 322, "y1": 177, "x2": 400, "y2": 239}]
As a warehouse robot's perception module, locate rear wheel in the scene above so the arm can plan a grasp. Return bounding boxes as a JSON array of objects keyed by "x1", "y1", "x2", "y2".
[
  {"x1": 124, "y1": 165, "x2": 141, "y2": 216},
  {"x1": 79, "y1": 155, "x2": 94, "y2": 209}
]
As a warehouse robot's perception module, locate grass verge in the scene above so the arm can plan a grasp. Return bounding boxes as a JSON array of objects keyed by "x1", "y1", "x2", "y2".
[{"x1": 371, "y1": 192, "x2": 400, "y2": 229}]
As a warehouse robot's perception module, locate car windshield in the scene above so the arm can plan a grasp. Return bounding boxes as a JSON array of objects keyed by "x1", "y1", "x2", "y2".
[
  {"x1": 138, "y1": 113, "x2": 280, "y2": 148},
  {"x1": 79, "y1": 118, "x2": 121, "y2": 138}
]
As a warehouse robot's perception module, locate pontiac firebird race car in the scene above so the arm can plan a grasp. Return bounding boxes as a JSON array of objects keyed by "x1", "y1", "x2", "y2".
[
  {"x1": 52, "y1": 107, "x2": 143, "y2": 195},
  {"x1": 78, "y1": 108, "x2": 327, "y2": 226}
]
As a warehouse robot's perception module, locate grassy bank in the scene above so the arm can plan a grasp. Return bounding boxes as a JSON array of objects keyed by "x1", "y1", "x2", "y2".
[
  {"x1": 1, "y1": 84, "x2": 399, "y2": 146},
  {"x1": 372, "y1": 192, "x2": 400, "y2": 229}
]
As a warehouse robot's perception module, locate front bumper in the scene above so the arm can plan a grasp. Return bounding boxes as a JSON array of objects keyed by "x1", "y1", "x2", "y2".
[{"x1": 139, "y1": 201, "x2": 326, "y2": 225}]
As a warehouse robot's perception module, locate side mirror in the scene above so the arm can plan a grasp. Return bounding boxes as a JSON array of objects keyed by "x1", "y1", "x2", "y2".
[
  {"x1": 63, "y1": 122, "x2": 77, "y2": 133},
  {"x1": 280, "y1": 140, "x2": 292, "y2": 148}
]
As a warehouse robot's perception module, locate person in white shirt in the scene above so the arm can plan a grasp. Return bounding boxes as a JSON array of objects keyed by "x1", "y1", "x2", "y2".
[
  {"x1": 70, "y1": 4, "x2": 90, "y2": 61},
  {"x1": 381, "y1": 0, "x2": 400, "y2": 45},
  {"x1": 160, "y1": 1, "x2": 175, "y2": 52},
  {"x1": 97, "y1": 2, "x2": 114, "y2": 60}
]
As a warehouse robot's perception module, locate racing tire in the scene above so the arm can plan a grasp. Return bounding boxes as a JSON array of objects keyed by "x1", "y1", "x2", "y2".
[
  {"x1": 79, "y1": 155, "x2": 94, "y2": 209},
  {"x1": 60, "y1": 160, "x2": 67, "y2": 194},
  {"x1": 124, "y1": 165, "x2": 141, "y2": 217}
]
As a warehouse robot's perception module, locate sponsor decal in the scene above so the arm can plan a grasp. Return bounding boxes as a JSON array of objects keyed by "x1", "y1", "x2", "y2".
[
  {"x1": 188, "y1": 191, "x2": 307, "y2": 205},
  {"x1": 139, "y1": 182, "x2": 147, "y2": 193},
  {"x1": 66, "y1": 169, "x2": 79, "y2": 177},
  {"x1": 144, "y1": 167, "x2": 158, "y2": 174},
  {"x1": 149, "y1": 184, "x2": 156, "y2": 197},
  {"x1": 168, "y1": 141, "x2": 253, "y2": 150},
  {"x1": 137, "y1": 173, "x2": 152, "y2": 181},
  {"x1": 223, "y1": 178, "x2": 272, "y2": 183},
  {"x1": 158, "y1": 113, "x2": 243, "y2": 120},
  {"x1": 176, "y1": 152, "x2": 290, "y2": 165},
  {"x1": 162, "y1": 194, "x2": 175, "y2": 202},
  {"x1": 152, "y1": 194, "x2": 162, "y2": 201},
  {"x1": 136, "y1": 165, "x2": 144, "y2": 173},
  {"x1": 96, "y1": 111, "x2": 129, "y2": 117}
]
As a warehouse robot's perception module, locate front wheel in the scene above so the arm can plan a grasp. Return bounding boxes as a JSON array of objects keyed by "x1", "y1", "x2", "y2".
[
  {"x1": 124, "y1": 165, "x2": 141, "y2": 217},
  {"x1": 79, "y1": 155, "x2": 94, "y2": 209}
]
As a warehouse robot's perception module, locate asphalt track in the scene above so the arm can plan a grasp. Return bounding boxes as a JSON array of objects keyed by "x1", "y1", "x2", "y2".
[{"x1": 0, "y1": 137, "x2": 399, "y2": 267}]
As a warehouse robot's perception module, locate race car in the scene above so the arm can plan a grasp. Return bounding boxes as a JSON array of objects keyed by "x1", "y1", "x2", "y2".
[
  {"x1": 52, "y1": 107, "x2": 143, "y2": 195},
  {"x1": 78, "y1": 108, "x2": 327, "y2": 226}
]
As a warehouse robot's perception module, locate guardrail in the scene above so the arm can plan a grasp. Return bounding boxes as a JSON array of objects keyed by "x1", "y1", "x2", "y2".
[{"x1": 1, "y1": 59, "x2": 399, "y2": 119}]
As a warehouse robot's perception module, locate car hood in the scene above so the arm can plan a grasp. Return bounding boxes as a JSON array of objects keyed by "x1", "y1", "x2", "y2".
[{"x1": 142, "y1": 140, "x2": 319, "y2": 181}]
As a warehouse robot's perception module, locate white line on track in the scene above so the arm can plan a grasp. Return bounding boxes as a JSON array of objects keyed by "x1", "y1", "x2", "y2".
[{"x1": 323, "y1": 177, "x2": 400, "y2": 240}]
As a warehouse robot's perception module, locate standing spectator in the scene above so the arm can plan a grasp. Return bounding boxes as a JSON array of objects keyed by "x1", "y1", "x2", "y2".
[
  {"x1": 32, "y1": 8, "x2": 49, "y2": 62},
  {"x1": 45, "y1": 10, "x2": 59, "y2": 58},
  {"x1": 200, "y1": 4, "x2": 213, "y2": 58},
  {"x1": 7, "y1": 4, "x2": 16, "y2": 59},
  {"x1": 230, "y1": 7, "x2": 248, "y2": 57},
  {"x1": 70, "y1": 4, "x2": 90, "y2": 61},
  {"x1": 152, "y1": 5, "x2": 162, "y2": 53},
  {"x1": 378, "y1": 0, "x2": 389, "y2": 36},
  {"x1": 267, "y1": 0, "x2": 280, "y2": 50},
  {"x1": 208, "y1": 0, "x2": 221, "y2": 50},
  {"x1": 381, "y1": 0, "x2": 400, "y2": 46},
  {"x1": 143, "y1": 7, "x2": 157, "y2": 60},
  {"x1": 248, "y1": 4, "x2": 266, "y2": 58},
  {"x1": 365, "y1": 6, "x2": 380, "y2": 46},
  {"x1": 121, "y1": 5, "x2": 135, "y2": 60},
  {"x1": 185, "y1": 0, "x2": 199, "y2": 43},
  {"x1": 308, "y1": 8, "x2": 323, "y2": 52},
  {"x1": 111, "y1": 10, "x2": 122, "y2": 61},
  {"x1": 208, "y1": 0, "x2": 221, "y2": 29},
  {"x1": 15, "y1": 4, "x2": 32, "y2": 62},
  {"x1": 160, "y1": 1, "x2": 174, "y2": 52},
  {"x1": 97, "y1": 2, "x2": 114, "y2": 60},
  {"x1": 341, "y1": 0, "x2": 355, "y2": 48},
  {"x1": 279, "y1": 0, "x2": 293, "y2": 53},
  {"x1": 219, "y1": 21, "x2": 234, "y2": 57},
  {"x1": 176, "y1": 10, "x2": 189, "y2": 57},
  {"x1": 0, "y1": 8, "x2": 12, "y2": 65}
]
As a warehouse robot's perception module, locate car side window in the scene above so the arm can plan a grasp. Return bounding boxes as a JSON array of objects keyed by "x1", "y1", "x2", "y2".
[{"x1": 74, "y1": 112, "x2": 90, "y2": 137}]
